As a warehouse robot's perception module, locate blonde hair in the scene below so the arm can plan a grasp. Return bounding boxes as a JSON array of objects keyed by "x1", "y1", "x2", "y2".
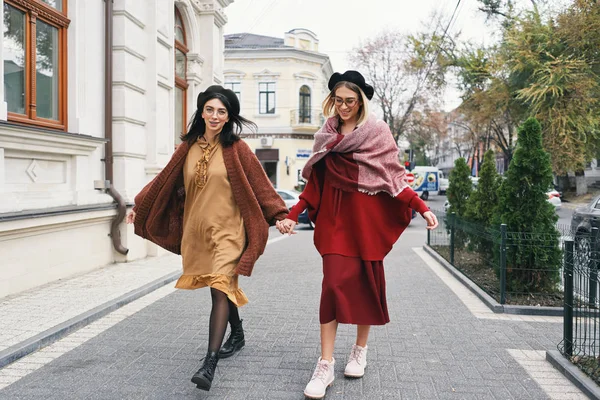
[{"x1": 322, "y1": 82, "x2": 371, "y2": 127}]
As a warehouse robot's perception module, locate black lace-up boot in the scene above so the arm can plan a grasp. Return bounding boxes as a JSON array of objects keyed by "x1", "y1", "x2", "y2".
[
  {"x1": 218, "y1": 319, "x2": 245, "y2": 358},
  {"x1": 191, "y1": 351, "x2": 219, "y2": 391}
]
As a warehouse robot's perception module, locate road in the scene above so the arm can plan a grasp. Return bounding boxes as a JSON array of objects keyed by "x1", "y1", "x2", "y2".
[{"x1": 430, "y1": 194, "x2": 575, "y2": 229}]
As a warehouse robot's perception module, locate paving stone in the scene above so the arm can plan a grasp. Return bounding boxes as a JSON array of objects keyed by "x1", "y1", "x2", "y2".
[{"x1": 0, "y1": 224, "x2": 586, "y2": 399}]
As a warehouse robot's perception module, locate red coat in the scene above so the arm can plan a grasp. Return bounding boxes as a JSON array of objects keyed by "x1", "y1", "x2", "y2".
[{"x1": 288, "y1": 158, "x2": 429, "y2": 261}]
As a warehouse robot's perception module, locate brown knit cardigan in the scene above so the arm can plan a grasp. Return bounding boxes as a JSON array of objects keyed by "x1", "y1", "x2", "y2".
[{"x1": 133, "y1": 139, "x2": 288, "y2": 276}]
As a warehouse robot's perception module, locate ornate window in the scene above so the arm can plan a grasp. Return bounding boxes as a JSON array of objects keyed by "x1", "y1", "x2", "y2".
[
  {"x1": 174, "y1": 7, "x2": 188, "y2": 142},
  {"x1": 3, "y1": 0, "x2": 70, "y2": 130},
  {"x1": 299, "y1": 85, "x2": 311, "y2": 123}
]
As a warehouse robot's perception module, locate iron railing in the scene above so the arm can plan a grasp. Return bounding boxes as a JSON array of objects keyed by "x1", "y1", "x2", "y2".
[{"x1": 426, "y1": 209, "x2": 600, "y2": 384}]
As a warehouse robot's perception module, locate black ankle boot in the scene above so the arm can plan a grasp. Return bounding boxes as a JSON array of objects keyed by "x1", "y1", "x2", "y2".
[
  {"x1": 191, "y1": 351, "x2": 219, "y2": 391},
  {"x1": 218, "y1": 319, "x2": 245, "y2": 358}
]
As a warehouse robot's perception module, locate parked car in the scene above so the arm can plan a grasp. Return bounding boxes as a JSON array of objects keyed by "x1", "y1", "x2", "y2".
[
  {"x1": 276, "y1": 189, "x2": 314, "y2": 228},
  {"x1": 571, "y1": 195, "x2": 600, "y2": 236},
  {"x1": 547, "y1": 189, "x2": 562, "y2": 210}
]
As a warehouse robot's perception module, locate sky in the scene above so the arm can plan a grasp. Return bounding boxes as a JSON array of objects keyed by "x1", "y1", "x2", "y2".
[{"x1": 223, "y1": 0, "x2": 500, "y2": 111}]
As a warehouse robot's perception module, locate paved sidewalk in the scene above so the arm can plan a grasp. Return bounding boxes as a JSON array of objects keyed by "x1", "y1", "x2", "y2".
[
  {"x1": 0, "y1": 228, "x2": 285, "y2": 369},
  {"x1": 0, "y1": 252, "x2": 182, "y2": 366},
  {"x1": 0, "y1": 220, "x2": 590, "y2": 399}
]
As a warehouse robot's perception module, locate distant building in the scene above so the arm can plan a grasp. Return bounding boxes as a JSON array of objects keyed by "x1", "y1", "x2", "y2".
[{"x1": 224, "y1": 29, "x2": 334, "y2": 190}]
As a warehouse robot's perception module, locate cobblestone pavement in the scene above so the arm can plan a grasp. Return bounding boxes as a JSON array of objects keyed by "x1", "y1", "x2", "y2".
[{"x1": 0, "y1": 219, "x2": 588, "y2": 399}]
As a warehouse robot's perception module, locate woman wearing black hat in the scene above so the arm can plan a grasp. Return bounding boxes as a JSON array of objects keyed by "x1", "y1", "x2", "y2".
[
  {"x1": 276, "y1": 71, "x2": 438, "y2": 399},
  {"x1": 127, "y1": 85, "x2": 288, "y2": 391}
]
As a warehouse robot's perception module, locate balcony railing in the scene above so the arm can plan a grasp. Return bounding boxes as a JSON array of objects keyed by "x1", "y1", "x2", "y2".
[{"x1": 290, "y1": 108, "x2": 324, "y2": 129}]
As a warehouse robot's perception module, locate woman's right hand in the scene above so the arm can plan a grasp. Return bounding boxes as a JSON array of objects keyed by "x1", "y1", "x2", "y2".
[
  {"x1": 276, "y1": 218, "x2": 297, "y2": 235},
  {"x1": 126, "y1": 211, "x2": 136, "y2": 224}
]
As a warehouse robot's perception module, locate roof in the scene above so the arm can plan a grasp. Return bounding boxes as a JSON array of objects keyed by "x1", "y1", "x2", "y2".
[{"x1": 224, "y1": 33, "x2": 290, "y2": 49}]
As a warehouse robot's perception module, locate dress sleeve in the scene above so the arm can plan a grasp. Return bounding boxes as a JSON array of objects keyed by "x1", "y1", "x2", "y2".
[
  {"x1": 395, "y1": 187, "x2": 430, "y2": 215},
  {"x1": 287, "y1": 164, "x2": 324, "y2": 223},
  {"x1": 240, "y1": 142, "x2": 288, "y2": 225}
]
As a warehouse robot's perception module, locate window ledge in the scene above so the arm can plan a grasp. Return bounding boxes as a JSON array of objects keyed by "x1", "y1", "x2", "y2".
[
  {"x1": 254, "y1": 114, "x2": 280, "y2": 119},
  {"x1": 0, "y1": 121, "x2": 106, "y2": 155}
]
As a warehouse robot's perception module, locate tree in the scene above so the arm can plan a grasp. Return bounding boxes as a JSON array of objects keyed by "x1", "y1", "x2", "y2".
[
  {"x1": 504, "y1": 0, "x2": 600, "y2": 194},
  {"x1": 453, "y1": 46, "x2": 523, "y2": 170},
  {"x1": 404, "y1": 109, "x2": 448, "y2": 166},
  {"x1": 476, "y1": 0, "x2": 553, "y2": 20},
  {"x1": 349, "y1": 21, "x2": 454, "y2": 142},
  {"x1": 492, "y1": 118, "x2": 561, "y2": 294},
  {"x1": 466, "y1": 149, "x2": 500, "y2": 227},
  {"x1": 446, "y1": 158, "x2": 472, "y2": 217}
]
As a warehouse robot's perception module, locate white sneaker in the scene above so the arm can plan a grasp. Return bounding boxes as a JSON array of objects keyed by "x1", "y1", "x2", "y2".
[
  {"x1": 344, "y1": 344, "x2": 367, "y2": 378},
  {"x1": 304, "y1": 357, "x2": 335, "y2": 399}
]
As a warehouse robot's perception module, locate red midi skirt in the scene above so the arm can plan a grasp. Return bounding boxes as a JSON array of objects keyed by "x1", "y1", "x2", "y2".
[{"x1": 320, "y1": 254, "x2": 390, "y2": 325}]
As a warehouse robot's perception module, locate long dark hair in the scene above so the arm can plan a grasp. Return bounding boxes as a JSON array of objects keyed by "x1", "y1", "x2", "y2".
[{"x1": 181, "y1": 92, "x2": 257, "y2": 147}]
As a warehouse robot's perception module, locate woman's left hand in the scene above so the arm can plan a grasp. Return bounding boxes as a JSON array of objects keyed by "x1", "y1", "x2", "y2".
[
  {"x1": 423, "y1": 211, "x2": 438, "y2": 230},
  {"x1": 276, "y1": 218, "x2": 297, "y2": 235}
]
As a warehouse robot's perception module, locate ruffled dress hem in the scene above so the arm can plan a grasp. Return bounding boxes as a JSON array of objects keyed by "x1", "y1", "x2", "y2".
[{"x1": 175, "y1": 274, "x2": 249, "y2": 307}]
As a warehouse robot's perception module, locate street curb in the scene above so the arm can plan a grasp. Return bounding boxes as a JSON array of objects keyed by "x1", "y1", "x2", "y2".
[
  {"x1": 0, "y1": 270, "x2": 181, "y2": 369},
  {"x1": 423, "y1": 244, "x2": 503, "y2": 313},
  {"x1": 423, "y1": 244, "x2": 563, "y2": 316},
  {"x1": 546, "y1": 350, "x2": 600, "y2": 400}
]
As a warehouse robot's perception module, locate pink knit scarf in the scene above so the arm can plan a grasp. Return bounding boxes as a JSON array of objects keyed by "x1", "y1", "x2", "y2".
[{"x1": 302, "y1": 113, "x2": 409, "y2": 197}]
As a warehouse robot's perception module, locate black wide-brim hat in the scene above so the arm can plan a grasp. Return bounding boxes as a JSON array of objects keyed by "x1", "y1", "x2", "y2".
[
  {"x1": 197, "y1": 85, "x2": 240, "y2": 115},
  {"x1": 328, "y1": 70, "x2": 374, "y2": 100}
]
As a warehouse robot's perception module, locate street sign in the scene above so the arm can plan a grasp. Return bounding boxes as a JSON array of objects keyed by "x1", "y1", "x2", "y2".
[
  {"x1": 296, "y1": 149, "x2": 312, "y2": 159},
  {"x1": 406, "y1": 173, "x2": 415, "y2": 184}
]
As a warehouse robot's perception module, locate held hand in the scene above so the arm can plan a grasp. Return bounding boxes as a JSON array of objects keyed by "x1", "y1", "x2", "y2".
[
  {"x1": 126, "y1": 211, "x2": 136, "y2": 224},
  {"x1": 423, "y1": 211, "x2": 438, "y2": 230},
  {"x1": 276, "y1": 218, "x2": 297, "y2": 236}
]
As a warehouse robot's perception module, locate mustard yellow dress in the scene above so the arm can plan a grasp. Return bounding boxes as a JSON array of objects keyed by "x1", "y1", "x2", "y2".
[{"x1": 175, "y1": 137, "x2": 249, "y2": 307}]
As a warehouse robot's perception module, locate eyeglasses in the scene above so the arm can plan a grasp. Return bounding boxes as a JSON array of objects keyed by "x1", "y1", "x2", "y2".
[
  {"x1": 203, "y1": 107, "x2": 228, "y2": 118},
  {"x1": 334, "y1": 97, "x2": 359, "y2": 108}
]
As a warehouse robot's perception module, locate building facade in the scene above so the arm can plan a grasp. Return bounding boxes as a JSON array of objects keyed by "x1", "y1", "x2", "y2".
[
  {"x1": 223, "y1": 29, "x2": 333, "y2": 190},
  {"x1": 0, "y1": 0, "x2": 233, "y2": 298}
]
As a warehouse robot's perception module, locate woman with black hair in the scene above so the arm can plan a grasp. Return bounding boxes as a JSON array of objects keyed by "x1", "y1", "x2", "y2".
[{"x1": 127, "y1": 85, "x2": 288, "y2": 391}]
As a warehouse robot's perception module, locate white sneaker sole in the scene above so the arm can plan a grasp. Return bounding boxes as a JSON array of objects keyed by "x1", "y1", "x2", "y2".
[
  {"x1": 304, "y1": 381, "x2": 333, "y2": 399},
  {"x1": 344, "y1": 365, "x2": 367, "y2": 378}
]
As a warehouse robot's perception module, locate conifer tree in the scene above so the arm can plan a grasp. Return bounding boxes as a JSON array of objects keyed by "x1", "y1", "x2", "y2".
[
  {"x1": 466, "y1": 149, "x2": 499, "y2": 227},
  {"x1": 446, "y1": 157, "x2": 472, "y2": 217},
  {"x1": 493, "y1": 118, "x2": 560, "y2": 293}
]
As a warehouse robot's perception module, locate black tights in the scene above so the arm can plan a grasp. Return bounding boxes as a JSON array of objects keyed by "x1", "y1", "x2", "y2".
[{"x1": 207, "y1": 288, "x2": 242, "y2": 353}]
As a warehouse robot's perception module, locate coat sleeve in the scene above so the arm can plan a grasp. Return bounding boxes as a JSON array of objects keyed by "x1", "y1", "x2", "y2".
[
  {"x1": 288, "y1": 164, "x2": 323, "y2": 223},
  {"x1": 238, "y1": 141, "x2": 288, "y2": 225},
  {"x1": 395, "y1": 187, "x2": 430, "y2": 215}
]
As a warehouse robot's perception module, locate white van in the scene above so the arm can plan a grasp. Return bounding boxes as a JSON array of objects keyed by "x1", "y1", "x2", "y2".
[{"x1": 409, "y1": 166, "x2": 443, "y2": 200}]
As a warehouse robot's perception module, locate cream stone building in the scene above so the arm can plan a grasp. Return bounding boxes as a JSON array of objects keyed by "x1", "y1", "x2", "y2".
[
  {"x1": 0, "y1": 0, "x2": 233, "y2": 298},
  {"x1": 223, "y1": 29, "x2": 333, "y2": 190}
]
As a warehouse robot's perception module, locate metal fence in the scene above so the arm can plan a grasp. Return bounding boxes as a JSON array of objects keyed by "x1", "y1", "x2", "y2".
[
  {"x1": 559, "y1": 230, "x2": 600, "y2": 385},
  {"x1": 426, "y1": 209, "x2": 600, "y2": 384},
  {"x1": 427, "y1": 210, "x2": 565, "y2": 306}
]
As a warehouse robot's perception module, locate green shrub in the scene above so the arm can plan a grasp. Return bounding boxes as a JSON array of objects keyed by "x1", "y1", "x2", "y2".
[{"x1": 492, "y1": 118, "x2": 561, "y2": 293}]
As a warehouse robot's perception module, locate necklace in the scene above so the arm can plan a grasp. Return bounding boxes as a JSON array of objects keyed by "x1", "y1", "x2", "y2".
[{"x1": 194, "y1": 137, "x2": 218, "y2": 190}]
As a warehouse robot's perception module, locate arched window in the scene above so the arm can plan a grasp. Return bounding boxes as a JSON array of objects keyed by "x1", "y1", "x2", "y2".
[
  {"x1": 174, "y1": 7, "x2": 189, "y2": 143},
  {"x1": 299, "y1": 85, "x2": 311, "y2": 123}
]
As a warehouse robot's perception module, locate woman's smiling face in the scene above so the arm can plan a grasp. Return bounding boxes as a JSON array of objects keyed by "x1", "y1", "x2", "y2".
[{"x1": 334, "y1": 86, "x2": 361, "y2": 123}]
